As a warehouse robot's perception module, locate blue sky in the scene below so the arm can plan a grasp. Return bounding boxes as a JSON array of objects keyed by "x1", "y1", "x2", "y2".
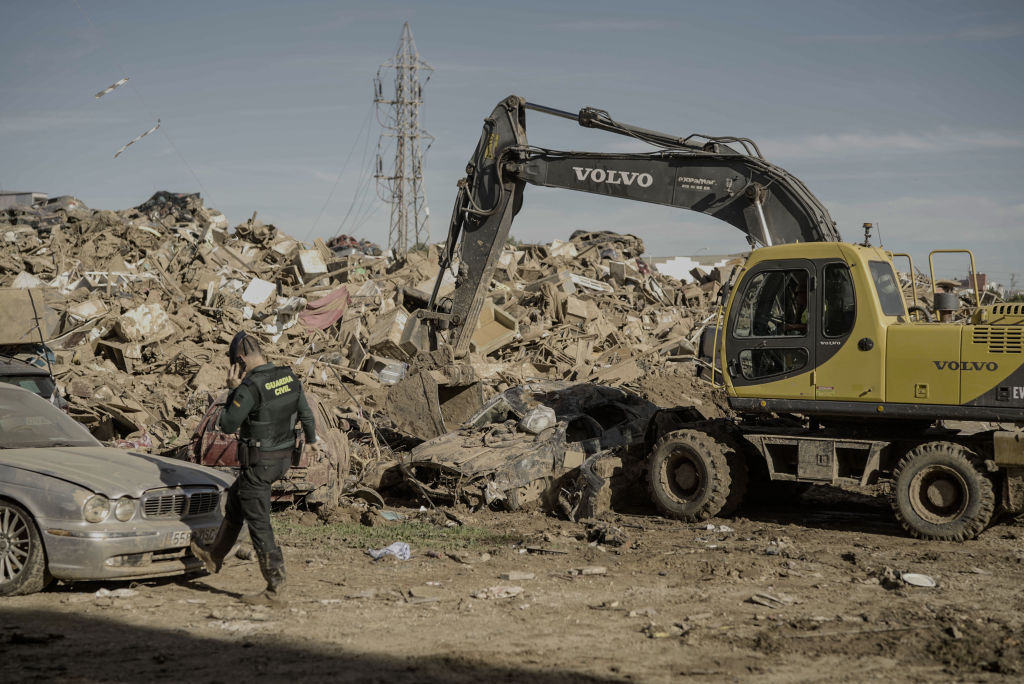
[{"x1": 3, "y1": 0, "x2": 1023, "y2": 285}]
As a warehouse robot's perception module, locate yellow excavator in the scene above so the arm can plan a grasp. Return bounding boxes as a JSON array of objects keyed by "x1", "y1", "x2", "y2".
[{"x1": 400, "y1": 95, "x2": 1023, "y2": 541}]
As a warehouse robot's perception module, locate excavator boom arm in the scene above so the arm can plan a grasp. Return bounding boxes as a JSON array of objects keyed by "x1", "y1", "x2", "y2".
[
  {"x1": 413, "y1": 94, "x2": 840, "y2": 360},
  {"x1": 513, "y1": 149, "x2": 838, "y2": 246}
]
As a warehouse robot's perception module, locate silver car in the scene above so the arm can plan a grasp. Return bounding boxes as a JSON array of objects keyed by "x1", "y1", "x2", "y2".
[{"x1": 0, "y1": 384, "x2": 233, "y2": 596}]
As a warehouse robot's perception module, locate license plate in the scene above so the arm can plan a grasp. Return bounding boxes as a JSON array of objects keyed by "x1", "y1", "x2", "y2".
[{"x1": 167, "y1": 528, "x2": 216, "y2": 547}]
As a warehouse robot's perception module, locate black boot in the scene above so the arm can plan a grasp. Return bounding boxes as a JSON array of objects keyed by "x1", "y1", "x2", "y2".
[
  {"x1": 190, "y1": 519, "x2": 241, "y2": 574},
  {"x1": 242, "y1": 548, "x2": 287, "y2": 606}
]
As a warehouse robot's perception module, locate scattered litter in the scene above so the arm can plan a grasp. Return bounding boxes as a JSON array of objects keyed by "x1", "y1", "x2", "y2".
[
  {"x1": 94, "y1": 588, "x2": 137, "y2": 599},
  {"x1": 900, "y1": 572, "x2": 937, "y2": 588},
  {"x1": 585, "y1": 521, "x2": 630, "y2": 547},
  {"x1": 628, "y1": 607, "x2": 658, "y2": 618},
  {"x1": 590, "y1": 600, "x2": 621, "y2": 610},
  {"x1": 208, "y1": 619, "x2": 275, "y2": 634},
  {"x1": 471, "y1": 585, "x2": 523, "y2": 600},
  {"x1": 746, "y1": 592, "x2": 798, "y2": 608},
  {"x1": 524, "y1": 546, "x2": 569, "y2": 555},
  {"x1": 446, "y1": 551, "x2": 491, "y2": 565},
  {"x1": 499, "y1": 571, "x2": 535, "y2": 581},
  {"x1": 368, "y1": 541, "x2": 411, "y2": 561},
  {"x1": 641, "y1": 622, "x2": 688, "y2": 639},
  {"x1": 407, "y1": 586, "x2": 446, "y2": 603},
  {"x1": 570, "y1": 566, "x2": 607, "y2": 576}
]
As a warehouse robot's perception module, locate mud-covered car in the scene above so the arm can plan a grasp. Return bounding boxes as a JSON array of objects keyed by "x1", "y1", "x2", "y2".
[
  {"x1": 0, "y1": 352, "x2": 65, "y2": 409},
  {"x1": 400, "y1": 381, "x2": 659, "y2": 510},
  {"x1": 186, "y1": 390, "x2": 349, "y2": 508},
  {"x1": 0, "y1": 384, "x2": 233, "y2": 596}
]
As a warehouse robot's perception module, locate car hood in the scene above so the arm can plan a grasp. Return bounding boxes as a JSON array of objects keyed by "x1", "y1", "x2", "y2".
[
  {"x1": 0, "y1": 447, "x2": 233, "y2": 497},
  {"x1": 409, "y1": 423, "x2": 567, "y2": 478}
]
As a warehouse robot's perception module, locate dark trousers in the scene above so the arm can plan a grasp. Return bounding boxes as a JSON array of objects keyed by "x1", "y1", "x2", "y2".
[{"x1": 224, "y1": 450, "x2": 291, "y2": 556}]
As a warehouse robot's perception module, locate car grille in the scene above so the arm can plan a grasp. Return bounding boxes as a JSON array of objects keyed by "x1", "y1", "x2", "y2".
[{"x1": 142, "y1": 488, "x2": 220, "y2": 520}]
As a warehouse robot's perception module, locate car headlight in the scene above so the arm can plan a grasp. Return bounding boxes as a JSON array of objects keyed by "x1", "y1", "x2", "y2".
[
  {"x1": 113, "y1": 497, "x2": 136, "y2": 522},
  {"x1": 83, "y1": 495, "x2": 111, "y2": 523}
]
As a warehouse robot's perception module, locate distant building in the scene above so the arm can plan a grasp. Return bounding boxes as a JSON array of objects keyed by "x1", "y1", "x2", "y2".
[
  {"x1": 0, "y1": 192, "x2": 47, "y2": 209},
  {"x1": 959, "y1": 273, "x2": 988, "y2": 292}
]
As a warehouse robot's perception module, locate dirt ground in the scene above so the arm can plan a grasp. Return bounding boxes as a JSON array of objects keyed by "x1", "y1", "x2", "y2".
[{"x1": 3, "y1": 486, "x2": 1023, "y2": 683}]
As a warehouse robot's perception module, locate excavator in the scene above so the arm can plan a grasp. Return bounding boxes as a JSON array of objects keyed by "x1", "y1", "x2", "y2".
[{"x1": 397, "y1": 94, "x2": 1024, "y2": 541}]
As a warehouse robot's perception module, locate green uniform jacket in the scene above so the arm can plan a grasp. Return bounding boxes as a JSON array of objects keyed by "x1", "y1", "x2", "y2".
[{"x1": 218, "y1": 363, "x2": 317, "y2": 451}]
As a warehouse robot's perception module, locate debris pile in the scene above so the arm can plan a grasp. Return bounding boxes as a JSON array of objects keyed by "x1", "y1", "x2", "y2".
[
  {"x1": 897, "y1": 269, "x2": 1002, "y2": 323},
  {"x1": 0, "y1": 193, "x2": 728, "y2": 461},
  {"x1": 415, "y1": 230, "x2": 737, "y2": 386}
]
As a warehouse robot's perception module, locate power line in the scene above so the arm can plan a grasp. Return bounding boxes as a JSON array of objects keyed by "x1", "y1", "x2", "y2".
[
  {"x1": 337, "y1": 119, "x2": 378, "y2": 235},
  {"x1": 304, "y1": 102, "x2": 375, "y2": 242}
]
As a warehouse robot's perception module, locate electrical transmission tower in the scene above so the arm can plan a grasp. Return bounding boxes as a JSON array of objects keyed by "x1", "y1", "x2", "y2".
[{"x1": 374, "y1": 22, "x2": 433, "y2": 256}]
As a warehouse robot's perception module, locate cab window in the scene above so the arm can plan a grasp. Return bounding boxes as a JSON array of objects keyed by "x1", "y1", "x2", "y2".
[
  {"x1": 823, "y1": 264, "x2": 856, "y2": 337},
  {"x1": 738, "y1": 348, "x2": 808, "y2": 380},
  {"x1": 734, "y1": 269, "x2": 809, "y2": 338},
  {"x1": 869, "y1": 261, "x2": 906, "y2": 317}
]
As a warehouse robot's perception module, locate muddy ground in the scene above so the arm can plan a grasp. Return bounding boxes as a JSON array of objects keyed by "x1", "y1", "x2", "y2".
[{"x1": 2, "y1": 487, "x2": 1023, "y2": 683}]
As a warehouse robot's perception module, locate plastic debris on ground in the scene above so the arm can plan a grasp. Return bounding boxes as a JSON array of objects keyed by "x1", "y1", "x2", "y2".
[{"x1": 368, "y1": 541, "x2": 412, "y2": 561}]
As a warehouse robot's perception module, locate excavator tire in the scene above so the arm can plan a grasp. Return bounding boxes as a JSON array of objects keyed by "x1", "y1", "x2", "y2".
[
  {"x1": 705, "y1": 419, "x2": 750, "y2": 517},
  {"x1": 720, "y1": 449, "x2": 749, "y2": 517},
  {"x1": 891, "y1": 441, "x2": 995, "y2": 542},
  {"x1": 647, "y1": 428, "x2": 731, "y2": 522}
]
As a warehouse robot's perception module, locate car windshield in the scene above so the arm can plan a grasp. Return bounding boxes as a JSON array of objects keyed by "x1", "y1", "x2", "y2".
[{"x1": 0, "y1": 387, "x2": 99, "y2": 449}]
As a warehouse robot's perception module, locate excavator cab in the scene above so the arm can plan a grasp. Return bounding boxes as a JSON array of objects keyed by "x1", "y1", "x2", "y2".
[{"x1": 721, "y1": 242, "x2": 1023, "y2": 421}]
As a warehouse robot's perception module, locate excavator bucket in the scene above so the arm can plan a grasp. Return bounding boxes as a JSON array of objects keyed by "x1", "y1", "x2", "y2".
[{"x1": 385, "y1": 369, "x2": 484, "y2": 441}]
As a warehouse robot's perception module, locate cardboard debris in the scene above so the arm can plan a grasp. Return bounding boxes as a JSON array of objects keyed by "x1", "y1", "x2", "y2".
[
  {"x1": 296, "y1": 249, "x2": 327, "y2": 277},
  {"x1": 471, "y1": 303, "x2": 517, "y2": 356},
  {"x1": 242, "y1": 278, "x2": 277, "y2": 306},
  {"x1": 0, "y1": 193, "x2": 740, "y2": 492},
  {"x1": 0, "y1": 288, "x2": 64, "y2": 344},
  {"x1": 367, "y1": 306, "x2": 410, "y2": 361}
]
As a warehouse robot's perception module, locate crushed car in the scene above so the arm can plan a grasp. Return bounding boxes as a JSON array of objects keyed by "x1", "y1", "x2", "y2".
[
  {"x1": 399, "y1": 381, "x2": 659, "y2": 512},
  {"x1": 0, "y1": 384, "x2": 233, "y2": 596}
]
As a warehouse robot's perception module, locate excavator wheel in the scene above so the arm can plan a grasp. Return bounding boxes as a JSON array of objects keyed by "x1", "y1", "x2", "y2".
[
  {"x1": 647, "y1": 428, "x2": 732, "y2": 522},
  {"x1": 720, "y1": 449, "x2": 749, "y2": 517},
  {"x1": 891, "y1": 441, "x2": 995, "y2": 541}
]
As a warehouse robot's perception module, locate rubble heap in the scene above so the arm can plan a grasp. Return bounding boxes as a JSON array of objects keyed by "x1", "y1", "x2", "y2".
[{"x1": 0, "y1": 193, "x2": 729, "y2": 460}]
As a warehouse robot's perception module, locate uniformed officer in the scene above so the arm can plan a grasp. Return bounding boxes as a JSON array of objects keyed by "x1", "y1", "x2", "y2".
[{"x1": 191, "y1": 332, "x2": 319, "y2": 605}]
